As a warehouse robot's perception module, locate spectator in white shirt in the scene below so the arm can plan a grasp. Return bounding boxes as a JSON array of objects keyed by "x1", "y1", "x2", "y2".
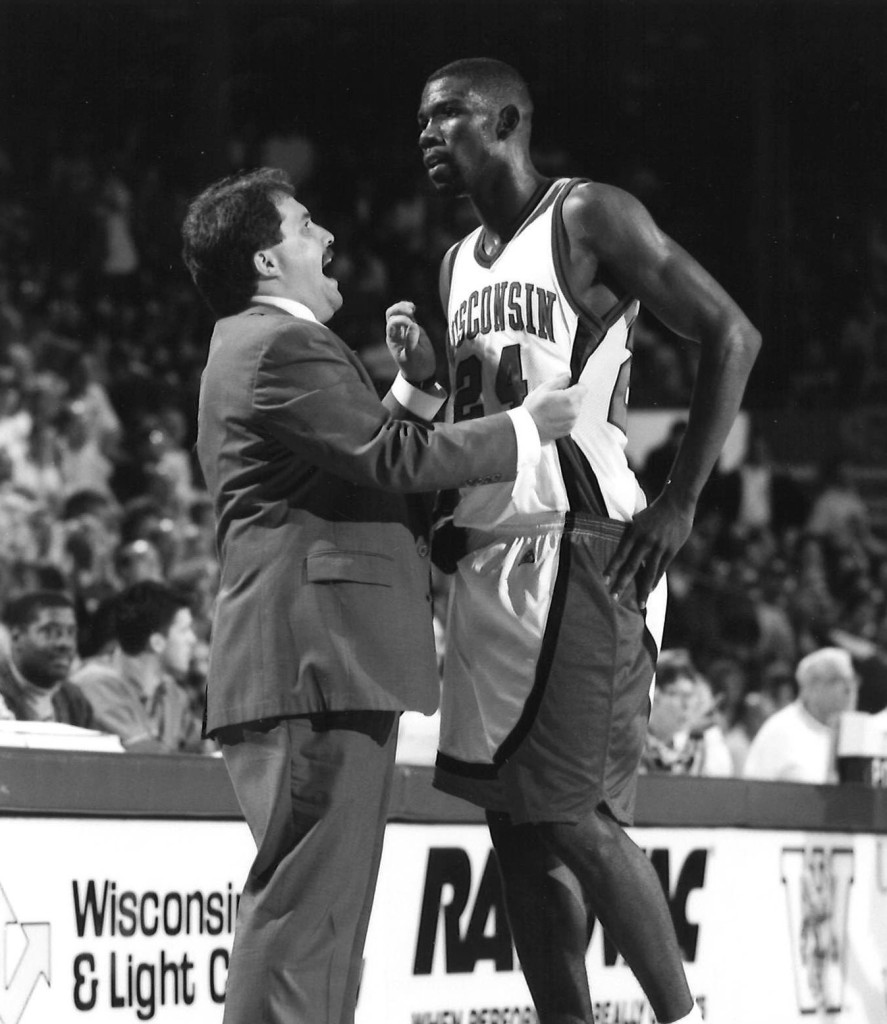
[{"x1": 744, "y1": 647, "x2": 857, "y2": 783}]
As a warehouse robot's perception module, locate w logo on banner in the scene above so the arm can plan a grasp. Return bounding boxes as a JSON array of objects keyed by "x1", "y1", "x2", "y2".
[
  {"x1": 780, "y1": 846, "x2": 854, "y2": 1014},
  {"x1": 0, "y1": 883, "x2": 50, "y2": 1024}
]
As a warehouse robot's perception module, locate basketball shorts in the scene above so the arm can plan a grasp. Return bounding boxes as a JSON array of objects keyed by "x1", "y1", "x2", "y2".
[{"x1": 434, "y1": 512, "x2": 666, "y2": 826}]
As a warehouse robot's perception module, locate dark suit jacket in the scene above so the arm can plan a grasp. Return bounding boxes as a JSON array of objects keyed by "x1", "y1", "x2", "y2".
[{"x1": 197, "y1": 304, "x2": 520, "y2": 733}]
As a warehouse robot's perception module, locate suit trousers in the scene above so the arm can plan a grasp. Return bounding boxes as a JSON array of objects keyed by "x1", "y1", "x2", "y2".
[{"x1": 218, "y1": 711, "x2": 399, "y2": 1024}]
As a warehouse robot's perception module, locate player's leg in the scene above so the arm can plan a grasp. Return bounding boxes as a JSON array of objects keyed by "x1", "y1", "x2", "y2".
[
  {"x1": 497, "y1": 523, "x2": 696, "y2": 1019},
  {"x1": 487, "y1": 810, "x2": 594, "y2": 1024},
  {"x1": 538, "y1": 807, "x2": 696, "y2": 1024}
]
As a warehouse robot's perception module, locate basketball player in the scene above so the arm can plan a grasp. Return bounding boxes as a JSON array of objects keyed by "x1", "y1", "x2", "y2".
[{"x1": 404, "y1": 58, "x2": 761, "y2": 1024}]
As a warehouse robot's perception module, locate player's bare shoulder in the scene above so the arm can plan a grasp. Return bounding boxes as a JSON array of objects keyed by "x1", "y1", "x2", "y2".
[
  {"x1": 562, "y1": 181, "x2": 660, "y2": 259},
  {"x1": 557, "y1": 182, "x2": 649, "y2": 299}
]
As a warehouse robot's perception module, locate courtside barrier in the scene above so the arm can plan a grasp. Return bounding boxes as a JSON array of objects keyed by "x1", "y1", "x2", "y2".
[{"x1": 1, "y1": 749, "x2": 886, "y2": 1023}]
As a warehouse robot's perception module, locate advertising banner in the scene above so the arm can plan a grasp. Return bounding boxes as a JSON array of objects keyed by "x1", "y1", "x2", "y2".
[
  {"x1": 362, "y1": 824, "x2": 887, "y2": 1024},
  {"x1": 1, "y1": 817, "x2": 886, "y2": 1023},
  {"x1": 0, "y1": 818, "x2": 253, "y2": 1024}
]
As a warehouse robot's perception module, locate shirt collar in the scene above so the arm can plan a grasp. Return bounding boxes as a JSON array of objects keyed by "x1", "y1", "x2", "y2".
[{"x1": 252, "y1": 296, "x2": 319, "y2": 323}]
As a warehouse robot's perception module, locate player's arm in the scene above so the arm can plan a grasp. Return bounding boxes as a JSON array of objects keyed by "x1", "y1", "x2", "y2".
[{"x1": 564, "y1": 183, "x2": 761, "y2": 604}]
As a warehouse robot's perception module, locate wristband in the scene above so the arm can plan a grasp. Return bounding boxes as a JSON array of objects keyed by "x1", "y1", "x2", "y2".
[{"x1": 404, "y1": 375, "x2": 438, "y2": 392}]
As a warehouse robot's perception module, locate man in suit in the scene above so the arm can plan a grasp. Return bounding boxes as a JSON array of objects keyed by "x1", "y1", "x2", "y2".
[{"x1": 181, "y1": 167, "x2": 583, "y2": 1024}]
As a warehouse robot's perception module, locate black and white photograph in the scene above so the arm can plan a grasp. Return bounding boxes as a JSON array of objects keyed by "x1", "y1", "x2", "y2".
[{"x1": 0, "y1": 2, "x2": 885, "y2": 1022}]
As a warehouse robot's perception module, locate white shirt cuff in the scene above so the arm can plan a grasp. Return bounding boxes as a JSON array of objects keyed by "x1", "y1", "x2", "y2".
[
  {"x1": 506, "y1": 406, "x2": 542, "y2": 469},
  {"x1": 390, "y1": 373, "x2": 447, "y2": 421}
]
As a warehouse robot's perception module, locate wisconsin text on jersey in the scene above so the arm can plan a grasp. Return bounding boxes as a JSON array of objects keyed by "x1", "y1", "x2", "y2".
[{"x1": 448, "y1": 281, "x2": 559, "y2": 346}]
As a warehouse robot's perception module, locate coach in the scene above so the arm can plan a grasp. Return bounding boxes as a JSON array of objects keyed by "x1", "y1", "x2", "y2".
[{"x1": 181, "y1": 167, "x2": 582, "y2": 1024}]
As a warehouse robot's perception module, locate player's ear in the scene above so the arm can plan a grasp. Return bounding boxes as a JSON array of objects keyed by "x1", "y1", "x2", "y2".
[{"x1": 496, "y1": 104, "x2": 520, "y2": 140}]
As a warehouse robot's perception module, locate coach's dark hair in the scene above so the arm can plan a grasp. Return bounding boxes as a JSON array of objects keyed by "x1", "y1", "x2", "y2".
[
  {"x1": 2, "y1": 590, "x2": 74, "y2": 629},
  {"x1": 181, "y1": 167, "x2": 295, "y2": 317},
  {"x1": 112, "y1": 581, "x2": 191, "y2": 656}
]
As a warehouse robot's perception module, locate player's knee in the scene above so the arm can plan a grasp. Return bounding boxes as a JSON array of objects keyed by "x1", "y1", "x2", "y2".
[{"x1": 543, "y1": 808, "x2": 624, "y2": 866}]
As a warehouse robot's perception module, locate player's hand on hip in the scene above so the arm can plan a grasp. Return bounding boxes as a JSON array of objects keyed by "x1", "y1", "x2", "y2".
[
  {"x1": 523, "y1": 374, "x2": 586, "y2": 443},
  {"x1": 385, "y1": 300, "x2": 437, "y2": 383},
  {"x1": 603, "y1": 492, "x2": 695, "y2": 608}
]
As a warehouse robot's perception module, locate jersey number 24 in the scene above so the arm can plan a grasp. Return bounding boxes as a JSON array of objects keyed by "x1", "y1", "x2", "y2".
[
  {"x1": 453, "y1": 342, "x2": 633, "y2": 435},
  {"x1": 453, "y1": 344, "x2": 528, "y2": 421}
]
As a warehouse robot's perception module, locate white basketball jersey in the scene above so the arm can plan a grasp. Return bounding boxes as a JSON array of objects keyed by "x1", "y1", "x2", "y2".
[{"x1": 442, "y1": 177, "x2": 647, "y2": 530}]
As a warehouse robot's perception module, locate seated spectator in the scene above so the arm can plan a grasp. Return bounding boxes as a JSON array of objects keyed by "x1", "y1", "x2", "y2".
[
  {"x1": 759, "y1": 659, "x2": 798, "y2": 711},
  {"x1": 60, "y1": 488, "x2": 120, "y2": 594},
  {"x1": 744, "y1": 647, "x2": 857, "y2": 784},
  {"x1": 0, "y1": 448, "x2": 47, "y2": 566},
  {"x1": 140, "y1": 406, "x2": 196, "y2": 515},
  {"x1": 71, "y1": 580, "x2": 204, "y2": 752},
  {"x1": 805, "y1": 456, "x2": 870, "y2": 545},
  {"x1": 724, "y1": 691, "x2": 776, "y2": 775},
  {"x1": 712, "y1": 430, "x2": 809, "y2": 538},
  {"x1": 787, "y1": 534, "x2": 839, "y2": 651},
  {"x1": 0, "y1": 365, "x2": 29, "y2": 468},
  {"x1": 641, "y1": 649, "x2": 733, "y2": 776},
  {"x1": 57, "y1": 400, "x2": 116, "y2": 498},
  {"x1": 0, "y1": 589, "x2": 93, "y2": 727},
  {"x1": 705, "y1": 656, "x2": 749, "y2": 734},
  {"x1": 114, "y1": 538, "x2": 163, "y2": 586},
  {"x1": 14, "y1": 420, "x2": 64, "y2": 512},
  {"x1": 688, "y1": 668, "x2": 735, "y2": 777},
  {"x1": 118, "y1": 495, "x2": 177, "y2": 575}
]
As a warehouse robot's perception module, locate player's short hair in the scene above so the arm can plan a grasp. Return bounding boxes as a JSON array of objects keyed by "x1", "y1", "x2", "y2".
[
  {"x1": 2, "y1": 590, "x2": 74, "y2": 630},
  {"x1": 112, "y1": 581, "x2": 191, "y2": 655},
  {"x1": 181, "y1": 167, "x2": 295, "y2": 318},
  {"x1": 426, "y1": 57, "x2": 533, "y2": 114}
]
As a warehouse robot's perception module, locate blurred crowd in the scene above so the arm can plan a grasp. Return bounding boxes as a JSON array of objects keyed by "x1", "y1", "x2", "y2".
[{"x1": 0, "y1": 134, "x2": 885, "y2": 773}]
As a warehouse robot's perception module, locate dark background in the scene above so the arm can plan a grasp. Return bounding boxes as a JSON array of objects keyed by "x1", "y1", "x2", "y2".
[{"x1": 1, "y1": 0, "x2": 886, "y2": 406}]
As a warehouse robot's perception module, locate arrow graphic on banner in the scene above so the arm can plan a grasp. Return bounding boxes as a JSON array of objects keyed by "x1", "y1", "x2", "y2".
[{"x1": 0, "y1": 883, "x2": 50, "y2": 1024}]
